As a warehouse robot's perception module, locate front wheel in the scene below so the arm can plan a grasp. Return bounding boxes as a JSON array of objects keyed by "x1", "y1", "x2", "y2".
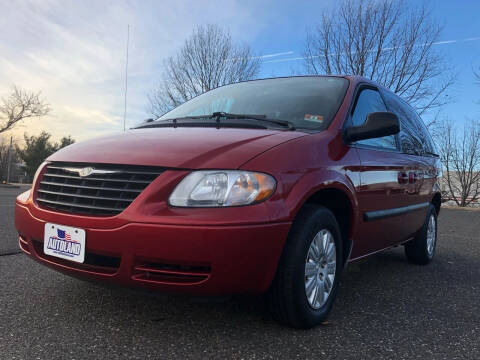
[
  {"x1": 405, "y1": 204, "x2": 438, "y2": 265},
  {"x1": 267, "y1": 205, "x2": 343, "y2": 328}
]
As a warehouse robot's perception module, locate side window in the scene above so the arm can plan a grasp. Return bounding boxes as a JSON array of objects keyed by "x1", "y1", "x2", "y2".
[
  {"x1": 350, "y1": 88, "x2": 397, "y2": 150},
  {"x1": 381, "y1": 90, "x2": 431, "y2": 156},
  {"x1": 410, "y1": 110, "x2": 437, "y2": 155}
]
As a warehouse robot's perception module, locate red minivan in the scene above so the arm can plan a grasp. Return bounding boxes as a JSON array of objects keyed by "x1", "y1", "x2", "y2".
[{"x1": 15, "y1": 76, "x2": 441, "y2": 328}]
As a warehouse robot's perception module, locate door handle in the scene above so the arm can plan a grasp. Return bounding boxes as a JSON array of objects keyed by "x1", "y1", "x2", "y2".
[
  {"x1": 408, "y1": 172, "x2": 418, "y2": 184},
  {"x1": 398, "y1": 172, "x2": 409, "y2": 184}
]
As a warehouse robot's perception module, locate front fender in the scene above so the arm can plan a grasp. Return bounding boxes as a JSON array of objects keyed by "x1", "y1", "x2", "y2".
[
  {"x1": 284, "y1": 168, "x2": 359, "y2": 222},
  {"x1": 240, "y1": 130, "x2": 361, "y2": 226}
]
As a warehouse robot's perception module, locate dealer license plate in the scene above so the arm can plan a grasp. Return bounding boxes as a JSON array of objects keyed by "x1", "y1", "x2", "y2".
[{"x1": 44, "y1": 223, "x2": 86, "y2": 263}]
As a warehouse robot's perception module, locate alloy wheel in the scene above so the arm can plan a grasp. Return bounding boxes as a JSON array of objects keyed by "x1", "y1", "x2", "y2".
[
  {"x1": 304, "y1": 229, "x2": 336, "y2": 309},
  {"x1": 426, "y1": 214, "x2": 436, "y2": 256}
]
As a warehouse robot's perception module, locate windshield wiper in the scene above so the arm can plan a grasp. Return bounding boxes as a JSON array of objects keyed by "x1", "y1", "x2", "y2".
[
  {"x1": 210, "y1": 112, "x2": 296, "y2": 130},
  {"x1": 135, "y1": 112, "x2": 296, "y2": 131},
  {"x1": 135, "y1": 116, "x2": 267, "y2": 130}
]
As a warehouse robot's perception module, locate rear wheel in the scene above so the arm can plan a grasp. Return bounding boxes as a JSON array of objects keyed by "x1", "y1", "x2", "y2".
[
  {"x1": 405, "y1": 204, "x2": 437, "y2": 265},
  {"x1": 268, "y1": 205, "x2": 343, "y2": 328}
]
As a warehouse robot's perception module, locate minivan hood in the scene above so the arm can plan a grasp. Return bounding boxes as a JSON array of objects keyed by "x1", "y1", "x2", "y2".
[{"x1": 48, "y1": 127, "x2": 308, "y2": 169}]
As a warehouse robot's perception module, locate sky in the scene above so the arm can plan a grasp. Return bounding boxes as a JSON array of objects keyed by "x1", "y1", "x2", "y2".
[{"x1": 1, "y1": 0, "x2": 479, "y2": 144}]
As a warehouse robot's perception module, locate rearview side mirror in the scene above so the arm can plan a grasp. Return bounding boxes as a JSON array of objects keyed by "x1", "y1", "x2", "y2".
[{"x1": 344, "y1": 111, "x2": 400, "y2": 143}]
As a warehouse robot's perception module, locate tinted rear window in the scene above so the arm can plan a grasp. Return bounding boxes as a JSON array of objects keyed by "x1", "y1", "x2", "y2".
[
  {"x1": 381, "y1": 90, "x2": 436, "y2": 156},
  {"x1": 158, "y1": 77, "x2": 349, "y2": 130}
]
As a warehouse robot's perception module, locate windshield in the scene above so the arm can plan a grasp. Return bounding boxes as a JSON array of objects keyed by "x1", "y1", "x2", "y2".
[{"x1": 157, "y1": 77, "x2": 349, "y2": 130}]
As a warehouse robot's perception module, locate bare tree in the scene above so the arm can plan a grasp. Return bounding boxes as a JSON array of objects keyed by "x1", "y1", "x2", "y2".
[
  {"x1": 148, "y1": 24, "x2": 261, "y2": 117},
  {"x1": 303, "y1": 0, "x2": 454, "y2": 115},
  {"x1": 0, "y1": 86, "x2": 51, "y2": 134},
  {"x1": 435, "y1": 118, "x2": 480, "y2": 207}
]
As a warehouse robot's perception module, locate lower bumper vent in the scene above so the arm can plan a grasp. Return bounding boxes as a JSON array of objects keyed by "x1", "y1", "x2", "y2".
[
  {"x1": 132, "y1": 261, "x2": 211, "y2": 284},
  {"x1": 33, "y1": 240, "x2": 121, "y2": 275}
]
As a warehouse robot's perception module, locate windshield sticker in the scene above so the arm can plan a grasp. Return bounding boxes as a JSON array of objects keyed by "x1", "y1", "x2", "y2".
[{"x1": 304, "y1": 114, "x2": 324, "y2": 122}]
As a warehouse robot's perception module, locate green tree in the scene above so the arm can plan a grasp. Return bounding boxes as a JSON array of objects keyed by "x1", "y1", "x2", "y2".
[
  {"x1": 55, "y1": 135, "x2": 75, "y2": 149},
  {"x1": 16, "y1": 132, "x2": 75, "y2": 180}
]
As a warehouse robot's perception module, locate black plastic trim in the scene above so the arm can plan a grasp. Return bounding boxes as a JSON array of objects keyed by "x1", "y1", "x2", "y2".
[
  {"x1": 342, "y1": 83, "x2": 402, "y2": 152},
  {"x1": 364, "y1": 202, "x2": 429, "y2": 222}
]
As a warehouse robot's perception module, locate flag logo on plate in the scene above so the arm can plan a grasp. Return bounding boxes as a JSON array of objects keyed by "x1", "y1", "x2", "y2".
[
  {"x1": 57, "y1": 228, "x2": 72, "y2": 241},
  {"x1": 46, "y1": 228, "x2": 81, "y2": 257}
]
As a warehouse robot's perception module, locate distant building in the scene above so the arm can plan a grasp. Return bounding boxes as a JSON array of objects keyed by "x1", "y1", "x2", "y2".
[
  {"x1": 1, "y1": 162, "x2": 30, "y2": 184},
  {"x1": 10, "y1": 162, "x2": 30, "y2": 183}
]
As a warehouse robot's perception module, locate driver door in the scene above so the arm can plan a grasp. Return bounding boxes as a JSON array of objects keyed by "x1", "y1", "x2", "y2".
[{"x1": 347, "y1": 86, "x2": 411, "y2": 258}]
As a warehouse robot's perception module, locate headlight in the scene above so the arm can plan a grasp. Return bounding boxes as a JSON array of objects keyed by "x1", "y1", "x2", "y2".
[{"x1": 169, "y1": 170, "x2": 276, "y2": 207}]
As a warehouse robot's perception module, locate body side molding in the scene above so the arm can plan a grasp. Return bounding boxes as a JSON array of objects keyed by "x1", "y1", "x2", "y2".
[{"x1": 364, "y1": 202, "x2": 429, "y2": 222}]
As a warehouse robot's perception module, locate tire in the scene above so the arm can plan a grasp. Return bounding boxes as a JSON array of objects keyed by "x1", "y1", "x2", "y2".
[
  {"x1": 405, "y1": 204, "x2": 437, "y2": 265},
  {"x1": 267, "y1": 205, "x2": 344, "y2": 329}
]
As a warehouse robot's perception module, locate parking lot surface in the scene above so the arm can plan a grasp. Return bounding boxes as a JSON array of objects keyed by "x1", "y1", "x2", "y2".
[{"x1": 1, "y1": 186, "x2": 479, "y2": 359}]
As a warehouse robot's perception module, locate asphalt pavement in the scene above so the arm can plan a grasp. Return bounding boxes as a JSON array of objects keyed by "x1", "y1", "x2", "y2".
[{"x1": 1, "y1": 186, "x2": 479, "y2": 359}]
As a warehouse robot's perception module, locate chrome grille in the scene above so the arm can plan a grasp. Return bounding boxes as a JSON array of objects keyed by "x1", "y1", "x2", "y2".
[{"x1": 36, "y1": 162, "x2": 165, "y2": 216}]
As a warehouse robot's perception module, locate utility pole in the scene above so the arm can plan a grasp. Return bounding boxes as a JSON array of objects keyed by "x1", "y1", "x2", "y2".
[
  {"x1": 123, "y1": 24, "x2": 130, "y2": 131},
  {"x1": 6, "y1": 136, "x2": 12, "y2": 184}
]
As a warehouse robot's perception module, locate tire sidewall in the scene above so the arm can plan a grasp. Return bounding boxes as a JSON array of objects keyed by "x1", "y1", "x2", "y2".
[
  {"x1": 425, "y1": 206, "x2": 438, "y2": 260},
  {"x1": 405, "y1": 204, "x2": 438, "y2": 265},
  {"x1": 289, "y1": 207, "x2": 344, "y2": 326}
]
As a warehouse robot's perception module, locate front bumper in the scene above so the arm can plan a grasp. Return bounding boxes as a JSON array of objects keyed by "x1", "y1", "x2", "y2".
[{"x1": 15, "y1": 202, "x2": 291, "y2": 295}]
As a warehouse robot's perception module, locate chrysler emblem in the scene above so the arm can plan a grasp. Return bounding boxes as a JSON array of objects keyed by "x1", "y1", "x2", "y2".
[
  {"x1": 62, "y1": 166, "x2": 119, "y2": 177},
  {"x1": 78, "y1": 167, "x2": 94, "y2": 177}
]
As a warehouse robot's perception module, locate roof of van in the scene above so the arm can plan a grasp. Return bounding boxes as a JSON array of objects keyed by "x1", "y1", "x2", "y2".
[{"x1": 233, "y1": 74, "x2": 381, "y2": 87}]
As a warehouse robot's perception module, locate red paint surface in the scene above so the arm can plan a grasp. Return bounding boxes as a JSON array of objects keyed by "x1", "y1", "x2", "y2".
[{"x1": 15, "y1": 76, "x2": 441, "y2": 294}]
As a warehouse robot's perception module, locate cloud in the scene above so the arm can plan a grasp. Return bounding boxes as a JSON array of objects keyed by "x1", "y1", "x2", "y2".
[{"x1": 0, "y1": 0, "x2": 272, "y2": 143}]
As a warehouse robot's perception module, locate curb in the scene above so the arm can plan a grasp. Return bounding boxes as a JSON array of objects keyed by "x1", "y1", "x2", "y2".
[
  {"x1": 442, "y1": 206, "x2": 480, "y2": 212},
  {"x1": 0, "y1": 184, "x2": 31, "y2": 189}
]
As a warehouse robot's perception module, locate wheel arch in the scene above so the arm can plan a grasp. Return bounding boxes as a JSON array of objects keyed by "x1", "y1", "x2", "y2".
[
  {"x1": 292, "y1": 184, "x2": 357, "y2": 265},
  {"x1": 431, "y1": 192, "x2": 441, "y2": 215}
]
